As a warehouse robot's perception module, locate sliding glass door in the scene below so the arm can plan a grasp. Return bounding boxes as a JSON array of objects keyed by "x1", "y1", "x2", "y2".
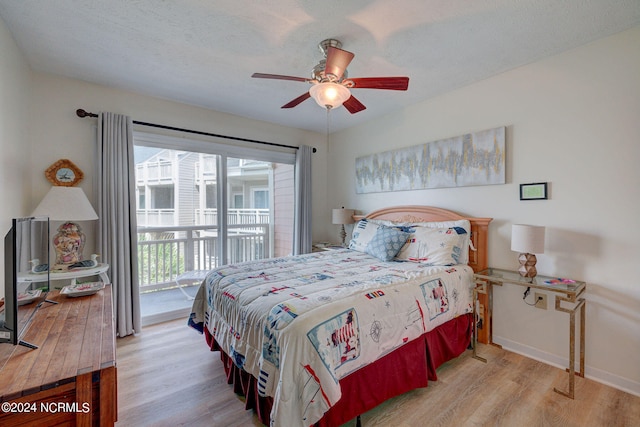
[
  {"x1": 225, "y1": 157, "x2": 294, "y2": 264},
  {"x1": 133, "y1": 133, "x2": 295, "y2": 324}
]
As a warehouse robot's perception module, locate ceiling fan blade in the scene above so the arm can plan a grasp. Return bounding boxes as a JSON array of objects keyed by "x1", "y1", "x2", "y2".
[
  {"x1": 252, "y1": 73, "x2": 309, "y2": 83},
  {"x1": 325, "y1": 46, "x2": 355, "y2": 80},
  {"x1": 349, "y1": 77, "x2": 409, "y2": 90},
  {"x1": 343, "y1": 95, "x2": 366, "y2": 114},
  {"x1": 281, "y1": 92, "x2": 311, "y2": 109}
]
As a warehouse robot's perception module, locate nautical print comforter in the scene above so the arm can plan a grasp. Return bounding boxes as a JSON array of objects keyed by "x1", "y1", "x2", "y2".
[{"x1": 189, "y1": 249, "x2": 474, "y2": 426}]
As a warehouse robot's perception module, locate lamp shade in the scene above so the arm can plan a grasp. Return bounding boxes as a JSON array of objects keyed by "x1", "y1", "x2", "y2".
[
  {"x1": 32, "y1": 186, "x2": 98, "y2": 221},
  {"x1": 332, "y1": 208, "x2": 355, "y2": 225},
  {"x1": 511, "y1": 224, "x2": 545, "y2": 254},
  {"x1": 309, "y1": 82, "x2": 351, "y2": 109}
]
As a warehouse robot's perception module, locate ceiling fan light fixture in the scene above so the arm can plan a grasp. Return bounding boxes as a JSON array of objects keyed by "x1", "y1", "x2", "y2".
[
  {"x1": 309, "y1": 82, "x2": 351, "y2": 109},
  {"x1": 252, "y1": 39, "x2": 408, "y2": 114}
]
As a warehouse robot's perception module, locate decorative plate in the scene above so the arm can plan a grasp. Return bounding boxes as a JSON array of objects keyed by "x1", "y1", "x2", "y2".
[
  {"x1": 61, "y1": 282, "x2": 105, "y2": 297},
  {"x1": 45, "y1": 159, "x2": 84, "y2": 187},
  {"x1": 17, "y1": 289, "x2": 42, "y2": 306}
]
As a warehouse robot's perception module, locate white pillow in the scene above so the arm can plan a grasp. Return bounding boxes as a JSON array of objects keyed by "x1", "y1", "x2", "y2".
[
  {"x1": 395, "y1": 226, "x2": 468, "y2": 265},
  {"x1": 369, "y1": 219, "x2": 471, "y2": 264},
  {"x1": 415, "y1": 220, "x2": 471, "y2": 265},
  {"x1": 348, "y1": 219, "x2": 381, "y2": 252}
]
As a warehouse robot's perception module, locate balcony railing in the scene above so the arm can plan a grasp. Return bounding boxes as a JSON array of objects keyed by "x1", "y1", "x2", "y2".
[
  {"x1": 137, "y1": 208, "x2": 269, "y2": 228},
  {"x1": 194, "y1": 208, "x2": 270, "y2": 226},
  {"x1": 136, "y1": 160, "x2": 173, "y2": 184},
  {"x1": 137, "y1": 223, "x2": 269, "y2": 293},
  {"x1": 137, "y1": 209, "x2": 176, "y2": 227}
]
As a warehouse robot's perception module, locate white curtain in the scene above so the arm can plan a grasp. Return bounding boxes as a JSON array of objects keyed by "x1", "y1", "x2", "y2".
[
  {"x1": 293, "y1": 145, "x2": 313, "y2": 255},
  {"x1": 96, "y1": 112, "x2": 141, "y2": 337}
]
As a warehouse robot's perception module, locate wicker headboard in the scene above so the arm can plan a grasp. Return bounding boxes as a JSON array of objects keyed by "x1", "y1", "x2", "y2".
[{"x1": 354, "y1": 206, "x2": 492, "y2": 272}]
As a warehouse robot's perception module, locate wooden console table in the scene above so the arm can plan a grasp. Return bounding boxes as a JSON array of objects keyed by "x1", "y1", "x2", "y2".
[{"x1": 0, "y1": 285, "x2": 116, "y2": 426}]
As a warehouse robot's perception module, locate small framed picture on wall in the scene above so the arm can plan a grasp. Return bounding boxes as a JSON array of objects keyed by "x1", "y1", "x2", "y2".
[{"x1": 520, "y1": 182, "x2": 548, "y2": 200}]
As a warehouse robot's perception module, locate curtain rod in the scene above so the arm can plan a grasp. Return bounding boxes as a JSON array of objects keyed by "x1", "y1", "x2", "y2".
[{"x1": 76, "y1": 109, "x2": 316, "y2": 153}]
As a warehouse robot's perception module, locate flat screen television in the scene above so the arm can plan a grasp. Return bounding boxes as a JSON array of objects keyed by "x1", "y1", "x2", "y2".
[{"x1": 1, "y1": 217, "x2": 50, "y2": 349}]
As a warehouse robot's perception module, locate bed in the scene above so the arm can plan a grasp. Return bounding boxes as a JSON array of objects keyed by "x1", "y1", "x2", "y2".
[{"x1": 189, "y1": 206, "x2": 491, "y2": 426}]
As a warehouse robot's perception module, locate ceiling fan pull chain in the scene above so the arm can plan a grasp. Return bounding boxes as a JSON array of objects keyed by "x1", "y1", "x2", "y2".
[
  {"x1": 326, "y1": 107, "x2": 330, "y2": 134},
  {"x1": 326, "y1": 107, "x2": 331, "y2": 147}
]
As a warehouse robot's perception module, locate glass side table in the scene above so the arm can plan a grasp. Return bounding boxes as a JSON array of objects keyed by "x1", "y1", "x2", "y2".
[{"x1": 472, "y1": 268, "x2": 586, "y2": 399}]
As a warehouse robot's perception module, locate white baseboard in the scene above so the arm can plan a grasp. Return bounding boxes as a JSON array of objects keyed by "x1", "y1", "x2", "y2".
[
  {"x1": 493, "y1": 335, "x2": 640, "y2": 398},
  {"x1": 141, "y1": 307, "x2": 191, "y2": 327}
]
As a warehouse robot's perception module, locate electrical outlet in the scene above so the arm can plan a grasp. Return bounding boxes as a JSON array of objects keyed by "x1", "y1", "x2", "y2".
[{"x1": 534, "y1": 292, "x2": 547, "y2": 310}]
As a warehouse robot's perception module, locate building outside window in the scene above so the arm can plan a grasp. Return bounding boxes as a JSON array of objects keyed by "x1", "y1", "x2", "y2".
[{"x1": 133, "y1": 138, "x2": 295, "y2": 324}]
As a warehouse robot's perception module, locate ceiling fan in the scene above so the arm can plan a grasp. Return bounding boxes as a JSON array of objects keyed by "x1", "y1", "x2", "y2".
[{"x1": 252, "y1": 39, "x2": 409, "y2": 114}]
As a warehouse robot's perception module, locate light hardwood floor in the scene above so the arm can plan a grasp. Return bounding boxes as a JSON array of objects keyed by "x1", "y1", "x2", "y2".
[{"x1": 116, "y1": 319, "x2": 640, "y2": 427}]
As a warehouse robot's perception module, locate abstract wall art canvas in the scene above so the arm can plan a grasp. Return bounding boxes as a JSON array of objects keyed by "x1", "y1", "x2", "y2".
[{"x1": 355, "y1": 126, "x2": 506, "y2": 193}]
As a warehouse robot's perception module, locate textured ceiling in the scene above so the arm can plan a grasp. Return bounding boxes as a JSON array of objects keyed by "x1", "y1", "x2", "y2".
[{"x1": 1, "y1": 0, "x2": 639, "y2": 133}]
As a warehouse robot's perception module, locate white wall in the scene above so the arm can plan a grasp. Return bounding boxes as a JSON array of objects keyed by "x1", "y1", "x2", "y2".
[
  {"x1": 3, "y1": 8, "x2": 638, "y2": 395},
  {"x1": 327, "y1": 26, "x2": 640, "y2": 395},
  {"x1": 0, "y1": 16, "x2": 31, "y2": 297},
  {"x1": 26, "y1": 72, "x2": 327, "y2": 273}
]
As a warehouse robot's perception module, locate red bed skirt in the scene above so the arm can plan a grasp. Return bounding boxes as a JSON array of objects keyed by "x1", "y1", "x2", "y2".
[{"x1": 204, "y1": 313, "x2": 472, "y2": 426}]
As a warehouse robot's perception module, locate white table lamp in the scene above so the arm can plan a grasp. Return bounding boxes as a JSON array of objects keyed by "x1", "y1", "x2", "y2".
[
  {"x1": 511, "y1": 224, "x2": 545, "y2": 279},
  {"x1": 32, "y1": 186, "x2": 98, "y2": 270},
  {"x1": 332, "y1": 207, "x2": 355, "y2": 247}
]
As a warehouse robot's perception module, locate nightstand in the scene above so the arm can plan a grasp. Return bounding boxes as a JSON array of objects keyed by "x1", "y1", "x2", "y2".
[
  {"x1": 473, "y1": 268, "x2": 586, "y2": 399},
  {"x1": 312, "y1": 243, "x2": 346, "y2": 252}
]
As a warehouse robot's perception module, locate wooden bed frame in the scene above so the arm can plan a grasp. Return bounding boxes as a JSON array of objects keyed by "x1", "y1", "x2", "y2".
[
  {"x1": 358, "y1": 205, "x2": 492, "y2": 273},
  {"x1": 204, "y1": 205, "x2": 492, "y2": 426}
]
